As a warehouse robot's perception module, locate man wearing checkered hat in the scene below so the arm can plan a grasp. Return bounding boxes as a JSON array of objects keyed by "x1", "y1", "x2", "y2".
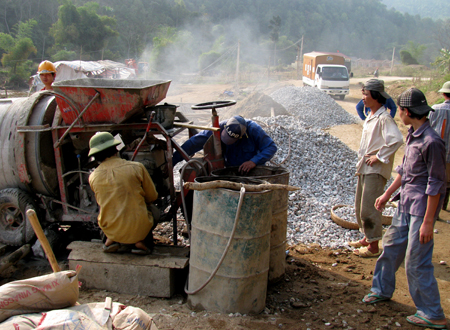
[
  {"x1": 363, "y1": 88, "x2": 447, "y2": 329},
  {"x1": 172, "y1": 115, "x2": 277, "y2": 173},
  {"x1": 429, "y1": 81, "x2": 450, "y2": 210}
]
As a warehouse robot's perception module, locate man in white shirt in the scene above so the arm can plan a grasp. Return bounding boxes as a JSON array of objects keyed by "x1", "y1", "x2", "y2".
[{"x1": 350, "y1": 79, "x2": 403, "y2": 257}]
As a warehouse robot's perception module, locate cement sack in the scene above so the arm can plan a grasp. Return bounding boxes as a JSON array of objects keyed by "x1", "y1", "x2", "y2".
[
  {"x1": 36, "y1": 309, "x2": 104, "y2": 330},
  {"x1": 0, "y1": 270, "x2": 79, "y2": 322},
  {"x1": 0, "y1": 313, "x2": 42, "y2": 329},
  {"x1": 113, "y1": 306, "x2": 158, "y2": 330},
  {"x1": 66, "y1": 301, "x2": 122, "y2": 327},
  {"x1": 0, "y1": 302, "x2": 158, "y2": 330}
]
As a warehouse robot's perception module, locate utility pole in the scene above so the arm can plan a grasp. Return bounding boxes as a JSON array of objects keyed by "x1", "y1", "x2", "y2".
[
  {"x1": 390, "y1": 47, "x2": 395, "y2": 75},
  {"x1": 235, "y1": 40, "x2": 240, "y2": 94},
  {"x1": 299, "y1": 35, "x2": 304, "y2": 79}
]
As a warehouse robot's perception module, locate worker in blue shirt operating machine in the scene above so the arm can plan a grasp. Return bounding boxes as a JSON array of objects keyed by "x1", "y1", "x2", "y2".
[{"x1": 172, "y1": 115, "x2": 277, "y2": 173}]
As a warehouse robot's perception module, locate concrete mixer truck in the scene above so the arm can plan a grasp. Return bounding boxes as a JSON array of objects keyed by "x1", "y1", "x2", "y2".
[{"x1": 0, "y1": 79, "x2": 223, "y2": 247}]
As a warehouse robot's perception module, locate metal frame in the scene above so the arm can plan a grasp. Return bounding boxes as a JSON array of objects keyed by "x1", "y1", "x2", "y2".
[{"x1": 19, "y1": 100, "x2": 193, "y2": 245}]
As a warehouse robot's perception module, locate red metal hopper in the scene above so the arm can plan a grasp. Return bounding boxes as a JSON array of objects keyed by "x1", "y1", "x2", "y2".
[{"x1": 52, "y1": 79, "x2": 171, "y2": 124}]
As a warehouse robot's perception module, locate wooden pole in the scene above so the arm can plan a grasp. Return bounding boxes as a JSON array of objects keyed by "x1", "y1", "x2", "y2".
[
  {"x1": 300, "y1": 35, "x2": 304, "y2": 72},
  {"x1": 173, "y1": 122, "x2": 220, "y2": 131},
  {"x1": 27, "y1": 209, "x2": 61, "y2": 273},
  {"x1": 184, "y1": 180, "x2": 299, "y2": 192},
  {"x1": 390, "y1": 47, "x2": 395, "y2": 75},
  {"x1": 235, "y1": 40, "x2": 240, "y2": 94}
]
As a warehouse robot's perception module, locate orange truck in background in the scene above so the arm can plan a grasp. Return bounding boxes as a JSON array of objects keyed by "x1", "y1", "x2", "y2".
[{"x1": 302, "y1": 52, "x2": 350, "y2": 100}]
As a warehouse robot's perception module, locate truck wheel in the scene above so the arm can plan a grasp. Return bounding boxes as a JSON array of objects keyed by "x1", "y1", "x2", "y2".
[
  {"x1": 0, "y1": 189, "x2": 37, "y2": 246},
  {"x1": 339, "y1": 95, "x2": 345, "y2": 100}
]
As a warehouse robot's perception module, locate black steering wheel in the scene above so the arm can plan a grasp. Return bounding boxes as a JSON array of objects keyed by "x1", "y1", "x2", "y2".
[{"x1": 191, "y1": 100, "x2": 236, "y2": 110}]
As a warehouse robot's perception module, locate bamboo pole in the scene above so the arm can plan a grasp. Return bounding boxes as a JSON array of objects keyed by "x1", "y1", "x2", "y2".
[
  {"x1": 173, "y1": 122, "x2": 220, "y2": 131},
  {"x1": 184, "y1": 180, "x2": 299, "y2": 192}
]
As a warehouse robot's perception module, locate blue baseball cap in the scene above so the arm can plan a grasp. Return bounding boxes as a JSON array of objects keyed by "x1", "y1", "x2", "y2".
[{"x1": 221, "y1": 116, "x2": 247, "y2": 145}]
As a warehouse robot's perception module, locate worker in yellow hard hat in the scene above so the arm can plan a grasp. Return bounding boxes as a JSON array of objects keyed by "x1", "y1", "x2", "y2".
[{"x1": 37, "y1": 60, "x2": 56, "y2": 90}]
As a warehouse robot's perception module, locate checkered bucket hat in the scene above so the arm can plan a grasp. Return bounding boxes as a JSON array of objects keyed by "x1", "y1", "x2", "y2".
[{"x1": 397, "y1": 88, "x2": 433, "y2": 115}]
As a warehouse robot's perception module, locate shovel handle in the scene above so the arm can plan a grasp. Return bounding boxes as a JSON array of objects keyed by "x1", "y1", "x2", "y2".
[{"x1": 27, "y1": 209, "x2": 61, "y2": 273}]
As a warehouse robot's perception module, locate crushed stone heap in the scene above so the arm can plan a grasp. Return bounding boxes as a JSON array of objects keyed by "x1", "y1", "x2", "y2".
[
  {"x1": 255, "y1": 115, "x2": 362, "y2": 249},
  {"x1": 270, "y1": 86, "x2": 358, "y2": 128}
]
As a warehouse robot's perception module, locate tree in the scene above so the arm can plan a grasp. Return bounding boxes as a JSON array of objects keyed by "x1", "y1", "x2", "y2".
[
  {"x1": 269, "y1": 15, "x2": 281, "y2": 66},
  {"x1": 50, "y1": 1, "x2": 118, "y2": 59},
  {"x1": 400, "y1": 50, "x2": 419, "y2": 65},
  {"x1": 432, "y1": 48, "x2": 450, "y2": 74},
  {"x1": 198, "y1": 51, "x2": 221, "y2": 75},
  {"x1": 0, "y1": 19, "x2": 37, "y2": 87},
  {"x1": 404, "y1": 41, "x2": 426, "y2": 64}
]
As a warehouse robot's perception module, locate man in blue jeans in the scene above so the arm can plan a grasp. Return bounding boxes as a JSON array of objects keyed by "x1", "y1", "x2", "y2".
[{"x1": 363, "y1": 88, "x2": 447, "y2": 329}]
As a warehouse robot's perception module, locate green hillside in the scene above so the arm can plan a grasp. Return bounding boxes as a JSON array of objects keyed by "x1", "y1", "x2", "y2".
[
  {"x1": 381, "y1": 0, "x2": 450, "y2": 20},
  {"x1": 0, "y1": 0, "x2": 449, "y2": 86}
]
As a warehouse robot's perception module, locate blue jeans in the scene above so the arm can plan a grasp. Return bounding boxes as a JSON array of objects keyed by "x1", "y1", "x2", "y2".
[{"x1": 371, "y1": 211, "x2": 444, "y2": 320}]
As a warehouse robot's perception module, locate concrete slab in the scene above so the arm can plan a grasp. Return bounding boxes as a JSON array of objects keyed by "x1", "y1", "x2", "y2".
[{"x1": 67, "y1": 241, "x2": 189, "y2": 298}]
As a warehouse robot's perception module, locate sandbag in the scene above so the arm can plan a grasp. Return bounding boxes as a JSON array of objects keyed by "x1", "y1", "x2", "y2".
[
  {"x1": 0, "y1": 302, "x2": 158, "y2": 330},
  {"x1": 113, "y1": 306, "x2": 158, "y2": 330},
  {"x1": 0, "y1": 270, "x2": 79, "y2": 322},
  {"x1": 36, "y1": 309, "x2": 103, "y2": 330},
  {"x1": 0, "y1": 313, "x2": 42, "y2": 330}
]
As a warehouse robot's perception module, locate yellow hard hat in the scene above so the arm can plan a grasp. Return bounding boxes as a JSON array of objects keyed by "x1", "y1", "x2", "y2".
[{"x1": 38, "y1": 60, "x2": 56, "y2": 74}]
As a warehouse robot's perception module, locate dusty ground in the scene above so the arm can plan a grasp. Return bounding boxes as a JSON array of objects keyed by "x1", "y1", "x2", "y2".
[{"x1": 1, "y1": 76, "x2": 450, "y2": 329}]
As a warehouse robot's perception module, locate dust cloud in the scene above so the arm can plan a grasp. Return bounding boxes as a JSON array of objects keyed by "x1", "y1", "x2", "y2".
[{"x1": 139, "y1": 16, "x2": 272, "y2": 79}]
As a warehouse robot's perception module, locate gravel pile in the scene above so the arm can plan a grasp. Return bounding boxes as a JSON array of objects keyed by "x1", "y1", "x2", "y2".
[
  {"x1": 270, "y1": 86, "x2": 359, "y2": 128},
  {"x1": 255, "y1": 115, "x2": 363, "y2": 248}
]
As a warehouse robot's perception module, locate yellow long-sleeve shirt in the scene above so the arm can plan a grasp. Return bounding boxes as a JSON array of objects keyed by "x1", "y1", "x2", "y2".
[{"x1": 89, "y1": 156, "x2": 158, "y2": 244}]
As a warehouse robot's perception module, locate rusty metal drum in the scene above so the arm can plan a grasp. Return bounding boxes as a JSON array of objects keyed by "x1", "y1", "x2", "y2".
[
  {"x1": 0, "y1": 92, "x2": 58, "y2": 196},
  {"x1": 187, "y1": 176, "x2": 272, "y2": 314},
  {"x1": 212, "y1": 166, "x2": 290, "y2": 283}
]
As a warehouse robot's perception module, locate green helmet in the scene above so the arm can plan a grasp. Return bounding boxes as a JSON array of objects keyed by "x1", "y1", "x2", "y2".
[{"x1": 88, "y1": 132, "x2": 120, "y2": 157}]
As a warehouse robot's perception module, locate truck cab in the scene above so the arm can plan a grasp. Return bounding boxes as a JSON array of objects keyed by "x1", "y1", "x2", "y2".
[
  {"x1": 315, "y1": 64, "x2": 349, "y2": 100},
  {"x1": 302, "y1": 52, "x2": 350, "y2": 100}
]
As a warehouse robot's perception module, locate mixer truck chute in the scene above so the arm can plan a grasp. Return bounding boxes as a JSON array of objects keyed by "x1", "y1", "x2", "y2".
[
  {"x1": 302, "y1": 52, "x2": 350, "y2": 100},
  {"x1": 0, "y1": 79, "x2": 223, "y2": 246}
]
